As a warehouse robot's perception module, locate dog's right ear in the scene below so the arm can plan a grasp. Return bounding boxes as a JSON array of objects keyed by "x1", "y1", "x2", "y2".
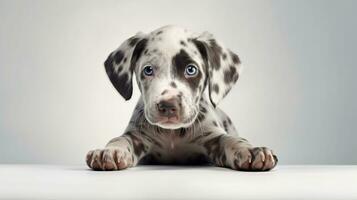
[{"x1": 104, "y1": 33, "x2": 147, "y2": 100}]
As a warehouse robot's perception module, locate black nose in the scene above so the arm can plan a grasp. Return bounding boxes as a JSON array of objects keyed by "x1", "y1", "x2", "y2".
[{"x1": 157, "y1": 99, "x2": 179, "y2": 117}]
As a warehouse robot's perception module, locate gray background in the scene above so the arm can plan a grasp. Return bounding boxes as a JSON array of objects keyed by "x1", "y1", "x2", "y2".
[{"x1": 0, "y1": 0, "x2": 356, "y2": 165}]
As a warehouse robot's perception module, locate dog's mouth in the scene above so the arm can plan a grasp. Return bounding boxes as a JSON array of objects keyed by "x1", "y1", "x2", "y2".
[
  {"x1": 157, "y1": 116, "x2": 180, "y2": 124},
  {"x1": 147, "y1": 113, "x2": 198, "y2": 129},
  {"x1": 144, "y1": 103, "x2": 198, "y2": 129},
  {"x1": 144, "y1": 113, "x2": 194, "y2": 129}
]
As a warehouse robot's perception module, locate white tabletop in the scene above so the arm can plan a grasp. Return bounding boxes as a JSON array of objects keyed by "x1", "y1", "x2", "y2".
[{"x1": 0, "y1": 165, "x2": 356, "y2": 200}]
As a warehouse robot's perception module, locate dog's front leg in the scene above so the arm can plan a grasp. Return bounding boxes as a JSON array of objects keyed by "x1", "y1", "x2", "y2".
[
  {"x1": 203, "y1": 134, "x2": 278, "y2": 171},
  {"x1": 86, "y1": 131, "x2": 150, "y2": 171}
]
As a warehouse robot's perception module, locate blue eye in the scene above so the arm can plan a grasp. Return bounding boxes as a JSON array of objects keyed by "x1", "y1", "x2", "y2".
[
  {"x1": 143, "y1": 65, "x2": 154, "y2": 76},
  {"x1": 185, "y1": 64, "x2": 198, "y2": 77}
]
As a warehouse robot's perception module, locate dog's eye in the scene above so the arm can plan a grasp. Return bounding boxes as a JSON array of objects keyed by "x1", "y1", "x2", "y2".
[
  {"x1": 143, "y1": 65, "x2": 154, "y2": 76},
  {"x1": 185, "y1": 64, "x2": 198, "y2": 77}
]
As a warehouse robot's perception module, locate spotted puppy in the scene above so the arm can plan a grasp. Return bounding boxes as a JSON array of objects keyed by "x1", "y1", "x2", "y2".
[{"x1": 86, "y1": 25, "x2": 278, "y2": 171}]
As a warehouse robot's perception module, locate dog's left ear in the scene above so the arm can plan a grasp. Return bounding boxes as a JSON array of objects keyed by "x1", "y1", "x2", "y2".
[
  {"x1": 192, "y1": 32, "x2": 242, "y2": 107},
  {"x1": 104, "y1": 32, "x2": 147, "y2": 100}
]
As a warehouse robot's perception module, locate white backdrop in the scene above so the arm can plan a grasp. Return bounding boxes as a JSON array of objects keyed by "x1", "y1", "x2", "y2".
[{"x1": 1, "y1": 0, "x2": 356, "y2": 164}]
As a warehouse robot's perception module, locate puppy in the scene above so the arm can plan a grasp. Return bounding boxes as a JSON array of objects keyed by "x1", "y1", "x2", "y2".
[{"x1": 86, "y1": 25, "x2": 278, "y2": 171}]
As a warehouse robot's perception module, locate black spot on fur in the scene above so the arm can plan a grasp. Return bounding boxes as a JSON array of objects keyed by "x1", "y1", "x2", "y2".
[
  {"x1": 179, "y1": 128, "x2": 186, "y2": 137},
  {"x1": 117, "y1": 66, "x2": 123, "y2": 73},
  {"x1": 140, "y1": 154, "x2": 159, "y2": 164},
  {"x1": 161, "y1": 90, "x2": 168, "y2": 95},
  {"x1": 212, "y1": 121, "x2": 218, "y2": 127},
  {"x1": 128, "y1": 36, "x2": 141, "y2": 47},
  {"x1": 178, "y1": 91, "x2": 183, "y2": 99},
  {"x1": 222, "y1": 53, "x2": 227, "y2": 60},
  {"x1": 200, "y1": 106, "x2": 207, "y2": 113},
  {"x1": 170, "y1": 81, "x2": 177, "y2": 88},
  {"x1": 108, "y1": 137, "x2": 121, "y2": 144},
  {"x1": 155, "y1": 152, "x2": 162, "y2": 158},
  {"x1": 192, "y1": 38, "x2": 223, "y2": 90},
  {"x1": 204, "y1": 135, "x2": 224, "y2": 158},
  {"x1": 186, "y1": 153, "x2": 209, "y2": 165},
  {"x1": 208, "y1": 39, "x2": 223, "y2": 70},
  {"x1": 140, "y1": 131, "x2": 163, "y2": 148},
  {"x1": 131, "y1": 38, "x2": 148, "y2": 71},
  {"x1": 144, "y1": 49, "x2": 148, "y2": 55},
  {"x1": 180, "y1": 40, "x2": 187, "y2": 46},
  {"x1": 230, "y1": 50, "x2": 241, "y2": 64},
  {"x1": 192, "y1": 39, "x2": 208, "y2": 66},
  {"x1": 156, "y1": 30, "x2": 163, "y2": 35},
  {"x1": 223, "y1": 120, "x2": 229, "y2": 132},
  {"x1": 125, "y1": 132, "x2": 147, "y2": 157},
  {"x1": 190, "y1": 135, "x2": 204, "y2": 143},
  {"x1": 172, "y1": 49, "x2": 202, "y2": 91},
  {"x1": 104, "y1": 38, "x2": 147, "y2": 101},
  {"x1": 203, "y1": 132, "x2": 212, "y2": 136},
  {"x1": 113, "y1": 51, "x2": 124, "y2": 64},
  {"x1": 172, "y1": 49, "x2": 202, "y2": 92},
  {"x1": 221, "y1": 153, "x2": 227, "y2": 166},
  {"x1": 140, "y1": 70, "x2": 146, "y2": 80},
  {"x1": 104, "y1": 53, "x2": 132, "y2": 100},
  {"x1": 212, "y1": 84, "x2": 219, "y2": 93},
  {"x1": 224, "y1": 65, "x2": 239, "y2": 84},
  {"x1": 144, "y1": 83, "x2": 149, "y2": 91},
  {"x1": 197, "y1": 112, "x2": 205, "y2": 122}
]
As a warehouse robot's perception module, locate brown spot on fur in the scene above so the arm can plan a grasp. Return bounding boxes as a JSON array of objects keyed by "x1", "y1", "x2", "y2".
[{"x1": 170, "y1": 81, "x2": 177, "y2": 88}]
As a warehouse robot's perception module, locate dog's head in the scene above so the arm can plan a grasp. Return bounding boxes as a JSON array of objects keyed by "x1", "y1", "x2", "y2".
[{"x1": 104, "y1": 25, "x2": 242, "y2": 129}]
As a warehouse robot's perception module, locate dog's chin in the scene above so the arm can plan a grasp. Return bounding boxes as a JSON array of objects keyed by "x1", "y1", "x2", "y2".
[
  {"x1": 155, "y1": 122, "x2": 184, "y2": 130},
  {"x1": 147, "y1": 115, "x2": 196, "y2": 130}
]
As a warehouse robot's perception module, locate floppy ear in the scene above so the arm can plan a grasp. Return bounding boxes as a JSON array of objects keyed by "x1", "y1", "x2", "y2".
[
  {"x1": 104, "y1": 33, "x2": 147, "y2": 100},
  {"x1": 192, "y1": 32, "x2": 242, "y2": 107}
]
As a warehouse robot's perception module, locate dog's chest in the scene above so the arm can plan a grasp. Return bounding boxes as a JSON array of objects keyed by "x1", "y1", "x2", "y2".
[{"x1": 148, "y1": 132, "x2": 207, "y2": 164}]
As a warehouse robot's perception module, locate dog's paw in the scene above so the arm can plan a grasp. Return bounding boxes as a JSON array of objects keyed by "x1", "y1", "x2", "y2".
[
  {"x1": 232, "y1": 147, "x2": 278, "y2": 171},
  {"x1": 86, "y1": 147, "x2": 133, "y2": 171}
]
